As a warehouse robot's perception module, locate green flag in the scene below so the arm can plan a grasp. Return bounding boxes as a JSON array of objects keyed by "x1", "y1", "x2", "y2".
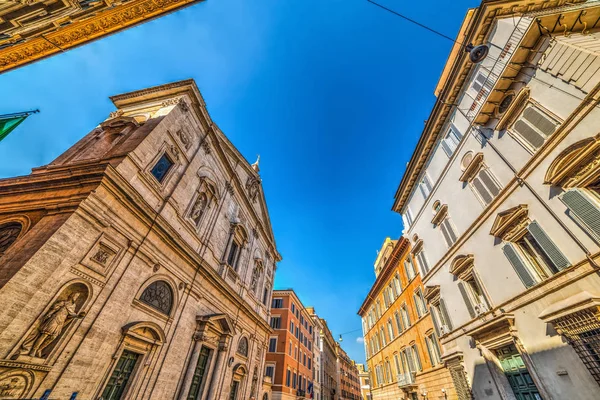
[{"x1": 0, "y1": 115, "x2": 27, "y2": 143}]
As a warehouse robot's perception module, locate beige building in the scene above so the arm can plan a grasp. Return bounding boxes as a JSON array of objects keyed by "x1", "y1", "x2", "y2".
[
  {"x1": 0, "y1": 0, "x2": 205, "y2": 73},
  {"x1": 393, "y1": 0, "x2": 600, "y2": 399},
  {"x1": 0, "y1": 79, "x2": 280, "y2": 399}
]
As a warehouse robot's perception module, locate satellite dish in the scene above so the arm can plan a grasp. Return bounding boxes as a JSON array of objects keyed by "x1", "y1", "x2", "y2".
[{"x1": 465, "y1": 43, "x2": 489, "y2": 64}]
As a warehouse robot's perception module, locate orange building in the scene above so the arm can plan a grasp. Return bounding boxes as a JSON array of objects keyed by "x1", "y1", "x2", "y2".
[
  {"x1": 358, "y1": 237, "x2": 457, "y2": 400},
  {"x1": 266, "y1": 289, "x2": 314, "y2": 400}
]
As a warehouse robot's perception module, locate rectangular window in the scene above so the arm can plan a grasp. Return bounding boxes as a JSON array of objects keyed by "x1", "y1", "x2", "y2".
[
  {"x1": 289, "y1": 341, "x2": 292, "y2": 356},
  {"x1": 268, "y1": 337, "x2": 277, "y2": 352},
  {"x1": 270, "y1": 316, "x2": 281, "y2": 329},
  {"x1": 415, "y1": 249, "x2": 429, "y2": 275},
  {"x1": 227, "y1": 241, "x2": 240, "y2": 269},
  {"x1": 404, "y1": 207, "x2": 414, "y2": 227},
  {"x1": 150, "y1": 153, "x2": 174, "y2": 183},
  {"x1": 286, "y1": 370, "x2": 291, "y2": 386},
  {"x1": 187, "y1": 346, "x2": 212, "y2": 400},
  {"x1": 266, "y1": 365, "x2": 275, "y2": 379},
  {"x1": 471, "y1": 72, "x2": 487, "y2": 93},
  {"x1": 511, "y1": 104, "x2": 558, "y2": 151},
  {"x1": 439, "y1": 217, "x2": 458, "y2": 247},
  {"x1": 413, "y1": 288, "x2": 427, "y2": 318},
  {"x1": 425, "y1": 334, "x2": 442, "y2": 366},
  {"x1": 404, "y1": 258, "x2": 416, "y2": 281},
  {"x1": 419, "y1": 173, "x2": 433, "y2": 200},
  {"x1": 441, "y1": 125, "x2": 462, "y2": 157},
  {"x1": 401, "y1": 304, "x2": 411, "y2": 329},
  {"x1": 290, "y1": 321, "x2": 294, "y2": 333},
  {"x1": 291, "y1": 303, "x2": 296, "y2": 313},
  {"x1": 560, "y1": 189, "x2": 600, "y2": 243},
  {"x1": 394, "y1": 311, "x2": 403, "y2": 333},
  {"x1": 472, "y1": 167, "x2": 501, "y2": 205},
  {"x1": 411, "y1": 344, "x2": 422, "y2": 371},
  {"x1": 272, "y1": 298, "x2": 283, "y2": 308}
]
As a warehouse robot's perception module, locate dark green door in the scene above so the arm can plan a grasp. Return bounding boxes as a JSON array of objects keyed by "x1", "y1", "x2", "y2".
[
  {"x1": 496, "y1": 345, "x2": 541, "y2": 400},
  {"x1": 187, "y1": 346, "x2": 212, "y2": 400},
  {"x1": 101, "y1": 350, "x2": 140, "y2": 400}
]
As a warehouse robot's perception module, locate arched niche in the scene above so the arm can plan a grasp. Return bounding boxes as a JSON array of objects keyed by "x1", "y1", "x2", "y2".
[
  {"x1": 0, "y1": 369, "x2": 35, "y2": 399},
  {"x1": 14, "y1": 280, "x2": 91, "y2": 361}
]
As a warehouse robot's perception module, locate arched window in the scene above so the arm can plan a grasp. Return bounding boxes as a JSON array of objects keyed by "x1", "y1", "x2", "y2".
[
  {"x1": 431, "y1": 203, "x2": 458, "y2": 247},
  {"x1": 140, "y1": 281, "x2": 174, "y2": 315},
  {"x1": 0, "y1": 222, "x2": 22, "y2": 257},
  {"x1": 237, "y1": 337, "x2": 249, "y2": 357}
]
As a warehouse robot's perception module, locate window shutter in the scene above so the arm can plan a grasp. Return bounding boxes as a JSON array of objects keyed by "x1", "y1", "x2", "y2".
[
  {"x1": 445, "y1": 219, "x2": 458, "y2": 243},
  {"x1": 419, "y1": 183, "x2": 428, "y2": 199},
  {"x1": 440, "y1": 222, "x2": 453, "y2": 246},
  {"x1": 480, "y1": 168, "x2": 501, "y2": 197},
  {"x1": 406, "y1": 349, "x2": 415, "y2": 373},
  {"x1": 412, "y1": 345, "x2": 422, "y2": 371},
  {"x1": 473, "y1": 175, "x2": 493, "y2": 204},
  {"x1": 514, "y1": 120, "x2": 545, "y2": 149},
  {"x1": 523, "y1": 107, "x2": 556, "y2": 136},
  {"x1": 502, "y1": 243, "x2": 536, "y2": 288},
  {"x1": 458, "y1": 282, "x2": 476, "y2": 318},
  {"x1": 430, "y1": 307, "x2": 441, "y2": 337},
  {"x1": 441, "y1": 139, "x2": 453, "y2": 157},
  {"x1": 425, "y1": 338, "x2": 435, "y2": 366},
  {"x1": 561, "y1": 189, "x2": 600, "y2": 241},
  {"x1": 439, "y1": 298, "x2": 453, "y2": 330},
  {"x1": 528, "y1": 221, "x2": 570, "y2": 271},
  {"x1": 450, "y1": 124, "x2": 463, "y2": 140}
]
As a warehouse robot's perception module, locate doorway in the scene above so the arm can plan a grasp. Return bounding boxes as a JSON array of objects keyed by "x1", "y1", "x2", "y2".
[{"x1": 101, "y1": 350, "x2": 140, "y2": 400}]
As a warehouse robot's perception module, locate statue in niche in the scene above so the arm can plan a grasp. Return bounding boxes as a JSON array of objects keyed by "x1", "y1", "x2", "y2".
[
  {"x1": 19, "y1": 292, "x2": 86, "y2": 358},
  {"x1": 190, "y1": 193, "x2": 208, "y2": 226}
]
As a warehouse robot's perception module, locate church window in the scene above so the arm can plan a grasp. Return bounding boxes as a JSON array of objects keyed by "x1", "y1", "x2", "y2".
[
  {"x1": 0, "y1": 222, "x2": 22, "y2": 256},
  {"x1": 151, "y1": 153, "x2": 174, "y2": 183},
  {"x1": 140, "y1": 280, "x2": 174, "y2": 315},
  {"x1": 237, "y1": 337, "x2": 249, "y2": 357}
]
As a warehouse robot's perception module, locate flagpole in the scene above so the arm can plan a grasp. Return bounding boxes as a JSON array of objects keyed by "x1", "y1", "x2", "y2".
[{"x1": 0, "y1": 109, "x2": 39, "y2": 119}]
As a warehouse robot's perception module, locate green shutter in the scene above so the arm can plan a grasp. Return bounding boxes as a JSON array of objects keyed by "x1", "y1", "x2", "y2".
[
  {"x1": 528, "y1": 221, "x2": 570, "y2": 271},
  {"x1": 458, "y1": 282, "x2": 476, "y2": 319},
  {"x1": 430, "y1": 307, "x2": 442, "y2": 337},
  {"x1": 561, "y1": 189, "x2": 600, "y2": 241},
  {"x1": 439, "y1": 298, "x2": 453, "y2": 330},
  {"x1": 425, "y1": 338, "x2": 435, "y2": 366},
  {"x1": 503, "y1": 243, "x2": 536, "y2": 288}
]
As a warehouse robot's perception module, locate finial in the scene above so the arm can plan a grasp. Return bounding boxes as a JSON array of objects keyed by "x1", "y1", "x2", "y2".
[{"x1": 251, "y1": 154, "x2": 260, "y2": 173}]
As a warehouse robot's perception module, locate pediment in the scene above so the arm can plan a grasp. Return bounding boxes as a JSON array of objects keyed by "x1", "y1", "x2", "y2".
[
  {"x1": 423, "y1": 285, "x2": 440, "y2": 305},
  {"x1": 197, "y1": 313, "x2": 234, "y2": 335},
  {"x1": 450, "y1": 254, "x2": 474, "y2": 278},
  {"x1": 489, "y1": 204, "x2": 529, "y2": 239},
  {"x1": 544, "y1": 134, "x2": 600, "y2": 189},
  {"x1": 431, "y1": 204, "x2": 449, "y2": 225},
  {"x1": 459, "y1": 153, "x2": 484, "y2": 182}
]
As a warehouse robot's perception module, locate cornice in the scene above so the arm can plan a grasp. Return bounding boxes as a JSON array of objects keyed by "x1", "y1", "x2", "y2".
[
  {"x1": 391, "y1": 0, "x2": 585, "y2": 215},
  {"x1": 0, "y1": 0, "x2": 206, "y2": 73},
  {"x1": 357, "y1": 237, "x2": 410, "y2": 315}
]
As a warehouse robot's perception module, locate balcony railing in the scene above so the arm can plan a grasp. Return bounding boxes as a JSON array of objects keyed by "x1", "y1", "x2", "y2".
[
  {"x1": 397, "y1": 372, "x2": 416, "y2": 388},
  {"x1": 296, "y1": 389, "x2": 306, "y2": 397}
]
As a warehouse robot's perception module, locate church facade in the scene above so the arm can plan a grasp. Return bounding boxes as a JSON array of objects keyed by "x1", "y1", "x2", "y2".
[{"x1": 0, "y1": 79, "x2": 280, "y2": 399}]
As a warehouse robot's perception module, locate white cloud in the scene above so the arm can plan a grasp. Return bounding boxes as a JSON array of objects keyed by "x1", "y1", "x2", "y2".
[{"x1": 356, "y1": 337, "x2": 365, "y2": 344}]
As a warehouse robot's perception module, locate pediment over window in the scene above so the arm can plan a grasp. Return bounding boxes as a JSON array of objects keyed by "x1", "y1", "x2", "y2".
[
  {"x1": 450, "y1": 254, "x2": 475, "y2": 279},
  {"x1": 497, "y1": 87, "x2": 530, "y2": 131},
  {"x1": 489, "y1": 204, "x2": 530, "y2": 241},
  {"x1": 196, "y1": 313, "x2": 234, "y2": 336},
  {"x1": 411, "y1": 239, "x2": 424, "y2": 254},
  {"x1": 465, "y1": 314, "x2": 516, "y2": 350},
  {"x1": 423, "y1": 285, "x2": 440, "y2": 306},
  {"x1": 544, "y1": 135, "x2": 600, "y2": 188},
  {"x1": 431, "y1": 204, "x2": 449, "y2": 225},
  {"x1": 459, "y1": 153, "x2": 484, "y2": 182}
]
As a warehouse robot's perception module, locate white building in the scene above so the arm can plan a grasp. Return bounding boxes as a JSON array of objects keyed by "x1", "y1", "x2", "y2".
[{"x1": 392, "y1": 1, "x2": 600, "y2": 399}]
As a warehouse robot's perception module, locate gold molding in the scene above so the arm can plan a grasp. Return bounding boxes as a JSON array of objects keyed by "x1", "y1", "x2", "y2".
[
  {"x1": 0, "y1": 0, "x2": 204, "y2": 73},
  {"x1": 544, "y1": 133, "x2": 600, "y2": 188},
  {"x1": 489, "y1": 204, "x2": 529, "y2": 241}
]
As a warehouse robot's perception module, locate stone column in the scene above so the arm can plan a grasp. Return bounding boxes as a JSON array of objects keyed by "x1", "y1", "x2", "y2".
[{"x1": 205, "y1": 339, "x2": 230, "y2": 399}]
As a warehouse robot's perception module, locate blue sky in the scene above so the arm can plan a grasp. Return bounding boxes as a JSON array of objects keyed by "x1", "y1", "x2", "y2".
[{"x1": 0, "y1": 0, "x2": 478, "y2": 363}]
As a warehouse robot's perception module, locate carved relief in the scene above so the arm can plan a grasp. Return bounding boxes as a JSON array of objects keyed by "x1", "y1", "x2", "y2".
[
  {"x1": 246, "y1": 176, "x2": 261, "y2": 203},
  {"x1": 16, "y1": 283, "x2": 88, "y2": 360},
  {"x1": 90, "y1": 245, "x2": 114, "y2": 266},
  {"x1": 176, "y1": 129, "x2": 191, "y2": 149},
  {"x1": 201, "y1": 139, "x2": 211, "y2": 154},
  {"x1": 0, "y1": 370, "x2": 33, "y2": 399}
]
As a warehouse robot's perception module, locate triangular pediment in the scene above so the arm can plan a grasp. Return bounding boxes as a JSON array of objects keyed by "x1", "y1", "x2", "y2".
[{"x1": 489, "y1": 204, "x2": 529, "y2": 239}]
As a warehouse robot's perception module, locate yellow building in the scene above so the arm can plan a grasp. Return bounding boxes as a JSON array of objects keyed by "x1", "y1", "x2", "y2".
[
  {"x1": 358, "y1": 237, "x2": 457, "y2": 400},
  {"x1": 0, "y1": 0, "x2": 205, "y2": 74}
]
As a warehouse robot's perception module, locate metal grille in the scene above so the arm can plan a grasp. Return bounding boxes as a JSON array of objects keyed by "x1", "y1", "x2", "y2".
[
  {"x1": 555, "y1": 309, "x2": 600, "y2": 385},
  {"x1": 449, "y1": 365, "x2": 473, "y2": 400}
]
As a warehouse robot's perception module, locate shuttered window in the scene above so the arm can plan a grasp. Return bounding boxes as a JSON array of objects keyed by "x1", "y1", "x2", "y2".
[
  {"x1": 503, "y1": 243, "x2": 536, "y2": 288},
  {"x1": 512, "y1": 105, "x2": 558, "y2": 151},
  {"x1": 419, "y1": 174, "x2": 433, "y2": 200},
  {"x1": 411, "y1": 345, "x2": 422, "y2": 371},
  {"x1": 394, "y1": 311, "x2": 403, "y2": 333},
  {"x1": 440, "y1": 218, "x2": 458, "y2": 247},
  {"x1": 471, "y1": 72, "x2": 487, "y2": 93},
  {"x1": 416, "y1": 250, "x2": 430, "y2": 275},
  {"x1": 441, "y1": 126, "x2": 463, "y2": 157},
  {"x1": 439, "y1": 298, "x2": 453, "y2": 330},
  {"x1": 561, "y1": 189, "x2": 600, "y2": 242},
  {"x1": 458, "y1": 281, "x2": 476, "y2": 319},
  {"x1": 472, "y1": 167, "x2": 501, "y2": 205},
  {"x1": 431, "y1": 306, "x2": 442, "y2": 337},
  {"x1": 527, "y1": 221, "x2": 570, "y2": 271},
  {"x1": 405, "y1": 258, "x2": 416, "y2": 281}
]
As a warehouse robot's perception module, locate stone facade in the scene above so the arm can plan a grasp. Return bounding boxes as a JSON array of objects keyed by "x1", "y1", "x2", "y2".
[
  {"x1": 0, "y1": 79, "x2": 280, "y2": 399},
  {"x1": 358, "y1": 238, "x2": 457, "y2": 400},
  {"x1": 393, "y1": 1, "x2": 600, "y2": 399},
  {"x1": 0, "y1": 0, "x2": 205, "y2": 73}
]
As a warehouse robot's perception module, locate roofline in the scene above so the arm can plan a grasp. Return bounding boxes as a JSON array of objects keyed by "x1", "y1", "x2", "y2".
[{"x1": 357, "y1": 237, "x2": 410, "y2": 315}]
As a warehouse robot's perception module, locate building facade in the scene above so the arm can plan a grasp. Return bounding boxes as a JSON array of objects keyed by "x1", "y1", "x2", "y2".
[
  {"x1": 319, "y1": 318, "x2": 339, "y2": 400},
  {"x1": 266, "y1": 290, "x2": 314, "y2": 400},
  {"x1": 0, "y1": 0, "x2": 205, "y2": 74},
  {"x1": 393, "y1": 1, "x2": 600, "y2": 399},
  {"x1": 0, "y1": 79, "x2": 280, "y2": 399},
  {"x1": 307, "y1": 307, "x2": 323, "y2": 400},
  {"x1": 358, "y1": 237, "x2": 457, "y2": 400},
  {"x1": 355, "y1": 364, "x2": 371, "y2": 400},
  {"x1": 335, "y1": 344, "x2": 361, "y2": 400}
]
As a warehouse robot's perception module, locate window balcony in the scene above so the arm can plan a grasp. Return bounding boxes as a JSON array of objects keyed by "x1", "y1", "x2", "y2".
[{"x1": 397, "y1": 372, "x2": 417, "y2": 389}]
